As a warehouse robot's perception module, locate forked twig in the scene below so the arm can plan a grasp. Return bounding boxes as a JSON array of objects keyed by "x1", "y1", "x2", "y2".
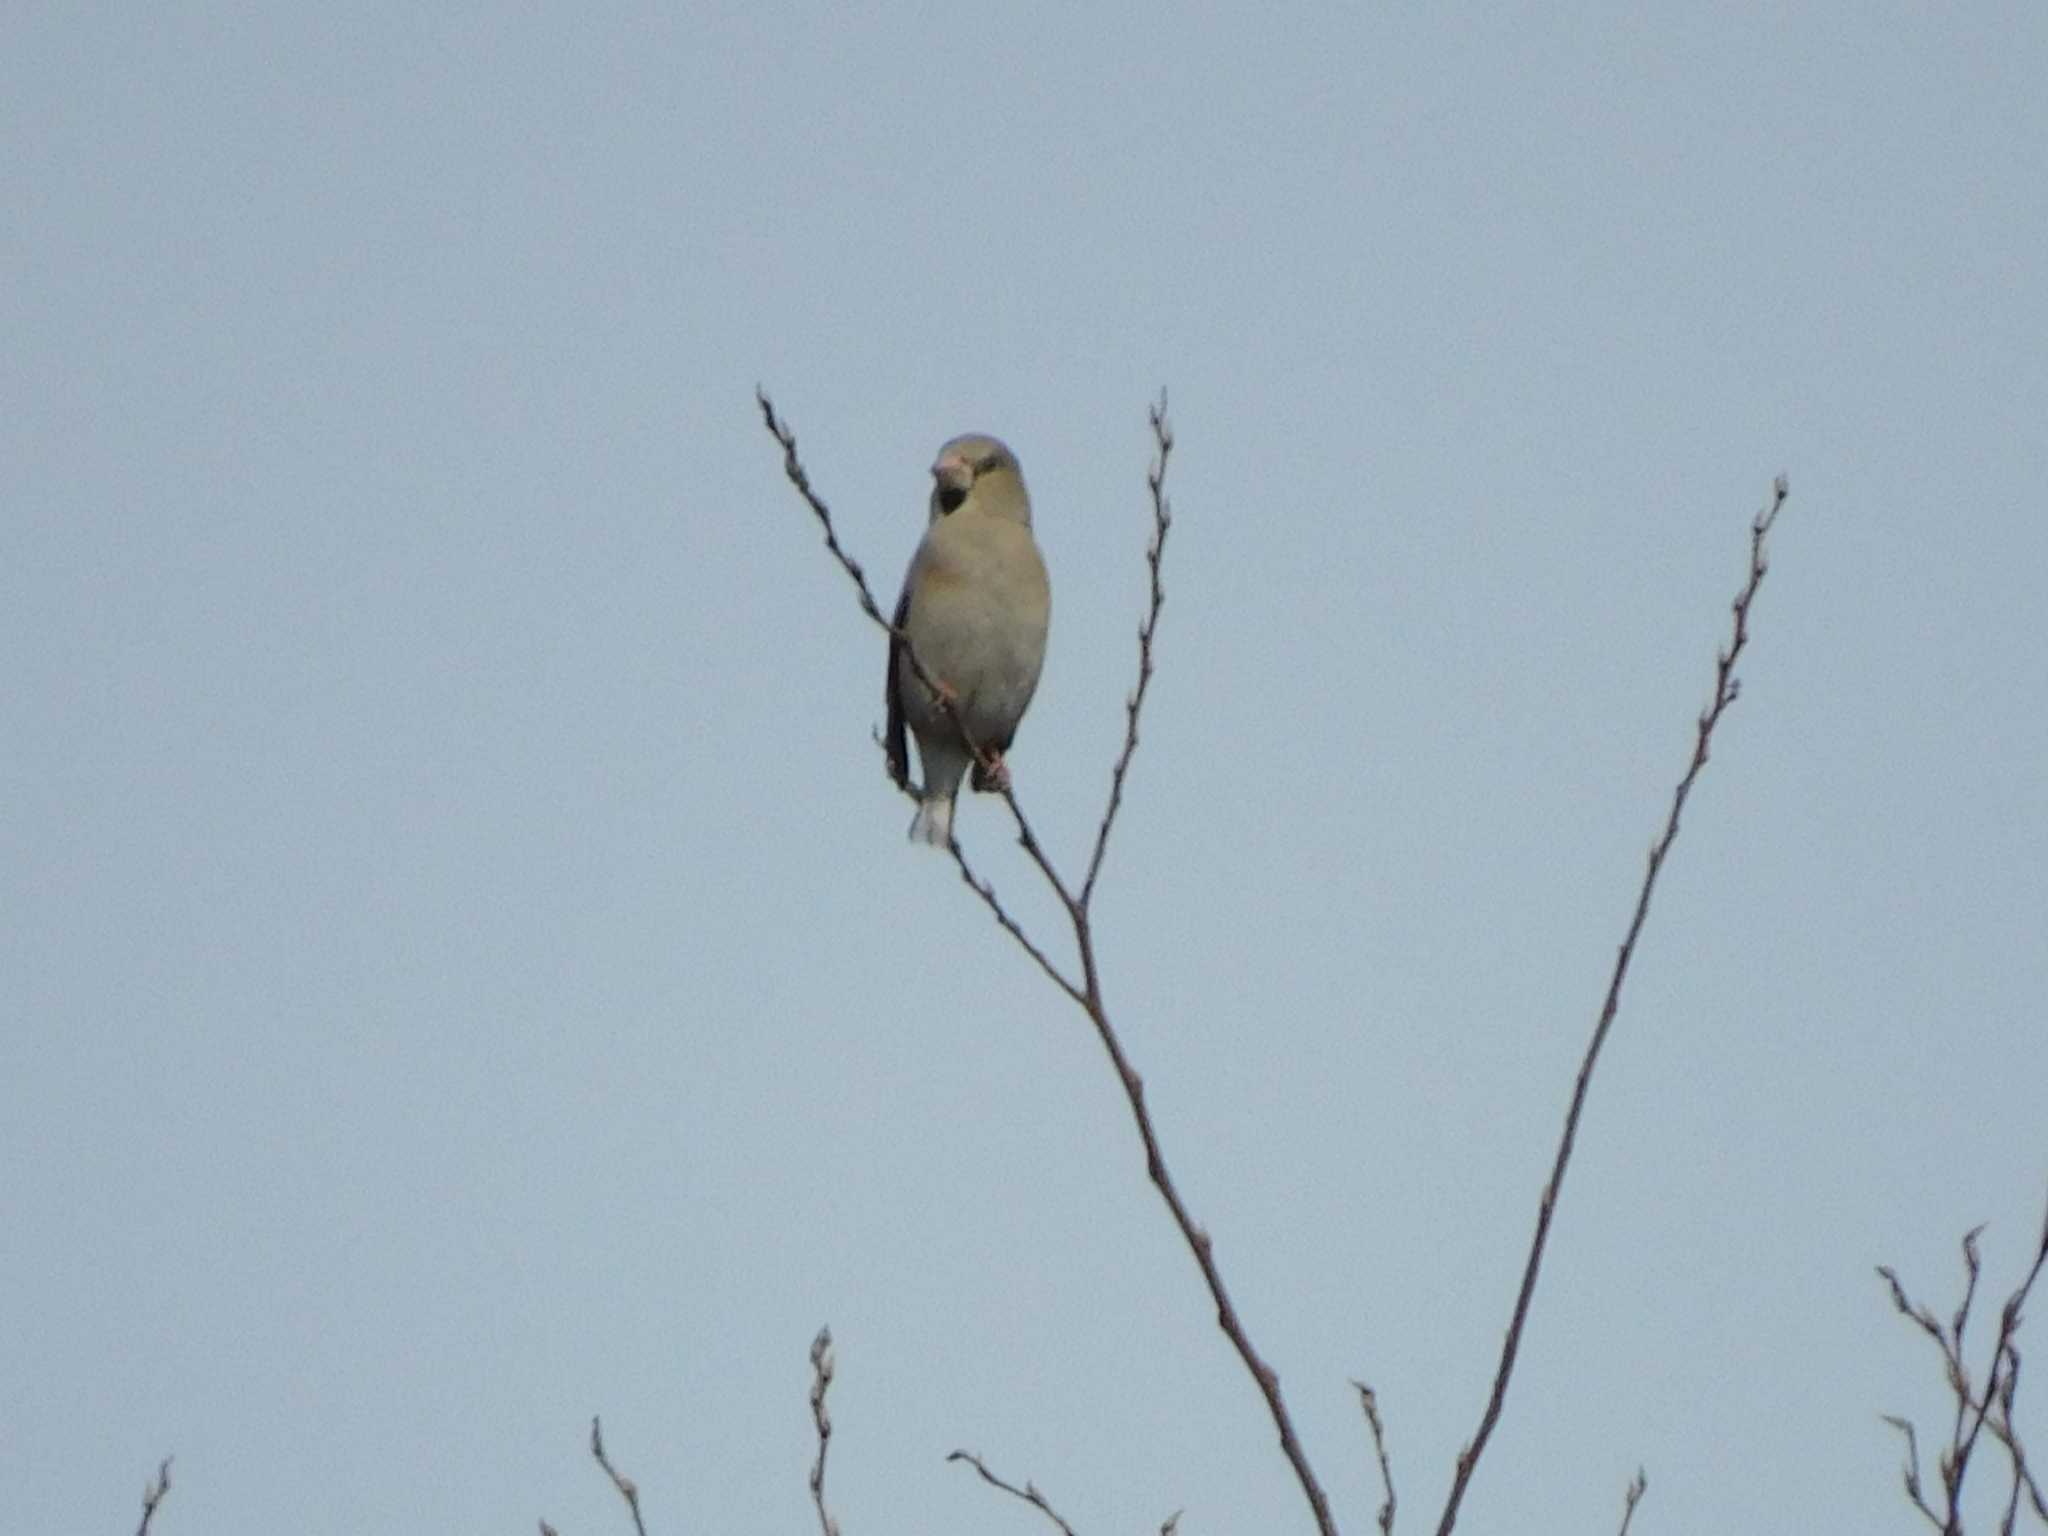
[{"x1": 1436, "y1": 478, "x2": 1791, "y2": 1535}]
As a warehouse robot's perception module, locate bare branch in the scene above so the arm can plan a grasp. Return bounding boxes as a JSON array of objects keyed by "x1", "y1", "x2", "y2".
[
  {"x1": 1436, "y1": 477, "x2": 1791, "y2": 1536},
  {"x1": 763, "y1": 393, "x2": 1336, "y2": 1536},
  {"x1": 1615, "y1": 1469, "x2": 1648, "y2": 1536},
  {"x1": 1881, "y1": 1188, "x2": 2048, "y2": 1534},
  {"x1": 1080, "y1": 392, "x2": 1173, "y2": 910},
  {"x1": 946, "y1": 1450, "x2": 1078, "y2": 1536},
  {"x1": 135, "y1": 1457, "x2": 172, "y2": 1536},
  {"x1": 1353, "y1": 1379, "x2": 1397, "y2": 1535},
  {"x1": 810, "y1": 1326, "x2": 841, "y2": 1536},
  {"x1": 588, "y1": 1417, "x2": 648, "y2": 1536}
]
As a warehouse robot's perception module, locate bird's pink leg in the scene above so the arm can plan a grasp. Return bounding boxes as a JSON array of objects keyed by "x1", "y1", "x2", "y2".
[{"x1": 972, "y1": 748, "x2": 1011, "y2": 794}]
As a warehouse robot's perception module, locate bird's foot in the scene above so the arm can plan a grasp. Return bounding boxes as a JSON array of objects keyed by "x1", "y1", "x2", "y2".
[{"x1": 971, "y1": 748, "x2": 1011, "y2": 794}]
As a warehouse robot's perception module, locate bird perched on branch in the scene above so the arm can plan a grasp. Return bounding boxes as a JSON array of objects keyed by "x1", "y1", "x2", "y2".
[{"x1": 885, "y1": 434, "x2": 1052, "y2": 847}]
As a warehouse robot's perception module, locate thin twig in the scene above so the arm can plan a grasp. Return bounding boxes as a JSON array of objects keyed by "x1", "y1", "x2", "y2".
[
  {"x1": 136, "y1": 1457, "x2": 172, "y2": 1536},
  {"x1": 1882, "y1": 1414, "x2": 1943, "y2": 1530},
  {"x1": 1615, "y1": 1469, "x2": 1648, "y2": 1536},
  {"x1": 1080, "y1": 392, "x2": 1173, "y2": 910},
  {"x1": 1354, "y1": 1379, "x2": 1398, "y2": 1536},
  {"x1": 1435, "y1": 477, "x2": 1791, "y2": 1536},
  {"x1": 810, "y1": 1326, "x2": 841, "y2": 1536},
  {"x1": 755, "y1": 391, "x2": 894, "y2": 634},
  {"x1": 589, "y1": 1417, "x2": 648, "y2": 1536},
  {"x1": 764, "y1": 393, "x2": 1337, "y2": 1536},
  {"x1": 1880, "y1": 1263, "x2": 1952, "y2": 1351},
  {"x1": 946, "y1": 1450, "x2": 1078, "y2": 1536}
]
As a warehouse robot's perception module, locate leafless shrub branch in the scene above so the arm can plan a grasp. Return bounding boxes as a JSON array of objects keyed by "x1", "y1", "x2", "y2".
[
  {"x1": 762, "y1": 392, "x2": 1335, "y2": 1536},
  {"x1": 135, "y1": 1456, "x2": 172, "y2": 1536},
  {"x1": 809, "y1": 1326, "x2": 842, "y2": 1536},
  {"x1": 1880, "y1": 1191, "x2": 2048, "y2": 1533},
  {"x1": 1435, "y1": 476, "x2": 1791, "y2": 1535},
  {"x1": 946, "y1": 1450, "x2": 1079, "y2": 1536},
  {"x1": 1353, "y1": 1380, "x2": 1397, "y2": 1535}
]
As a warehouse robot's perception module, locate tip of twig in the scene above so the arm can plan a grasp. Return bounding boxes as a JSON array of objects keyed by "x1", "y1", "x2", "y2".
[{"x1": 1148, "y1": 389, "x2": 1175, "y2": 454}]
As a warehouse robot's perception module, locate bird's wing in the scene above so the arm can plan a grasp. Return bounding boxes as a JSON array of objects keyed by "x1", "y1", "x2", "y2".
[{"x1": 884, "y1": 584, "x2": 912, "y2": 789}]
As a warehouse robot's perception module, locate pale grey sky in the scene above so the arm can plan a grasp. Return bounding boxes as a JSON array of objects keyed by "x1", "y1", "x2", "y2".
[{"x1": 5, "y1": 4, "x2": 2045, "y2": 1534}]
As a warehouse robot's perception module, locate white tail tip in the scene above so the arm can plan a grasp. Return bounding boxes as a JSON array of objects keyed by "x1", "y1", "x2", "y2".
[{"x1": 908, "y1": 794, "x2": 955, "y2": 847}]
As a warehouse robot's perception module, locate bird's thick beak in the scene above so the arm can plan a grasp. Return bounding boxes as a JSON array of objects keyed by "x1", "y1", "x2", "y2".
[{"x1": 931, "y1": 452, "x2": 973, "y2": 512}]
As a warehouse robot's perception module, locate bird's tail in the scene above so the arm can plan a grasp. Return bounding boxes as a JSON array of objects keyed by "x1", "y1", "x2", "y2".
[{"x1": 907, "y1": 791, "x2": 955, "y2": 848}]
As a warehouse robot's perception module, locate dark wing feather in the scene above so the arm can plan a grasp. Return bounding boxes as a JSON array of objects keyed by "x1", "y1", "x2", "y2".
[{"x1": 884, "y1": 585, "x2": 912, "y2": 788}]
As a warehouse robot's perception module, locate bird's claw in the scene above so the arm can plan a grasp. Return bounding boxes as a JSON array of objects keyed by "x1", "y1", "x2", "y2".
[{"x1": 971, "y1": 749, "x2": 1011, "y2": 794}]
